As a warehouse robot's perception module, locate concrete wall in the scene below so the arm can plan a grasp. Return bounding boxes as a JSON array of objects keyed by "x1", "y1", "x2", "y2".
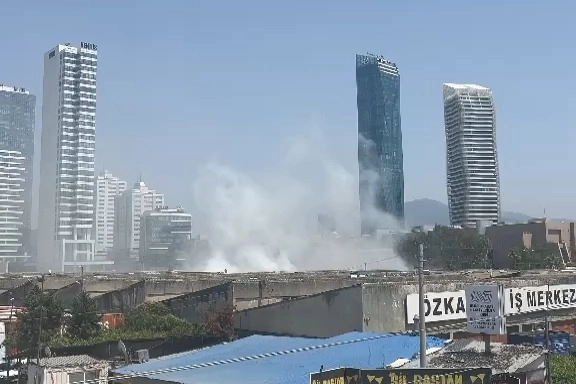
[
  {"x1": 361, "y1": 274, "x2": 576, "y2": 333},
  {"x1": 232, "y1": 278, "x2": 358, "y2": 300},
  {"x1": 145, "y1": 279, "x2": 227, "y2": 298},
  {"x1": 235, "y1": 285, "x2": 364, "y2": 338},
  {"x1": 0, "y1": 281, "x2": 34, "y2": 306},
  {"x1": 55, "y1": 282, "x2": 83, "y2": 308},
  {"x1": 162, "y1": 282, "x2": 233, "y2": 324},
  {"x1": 95, "y1": 280, "x2": 147, "y2": 313}
]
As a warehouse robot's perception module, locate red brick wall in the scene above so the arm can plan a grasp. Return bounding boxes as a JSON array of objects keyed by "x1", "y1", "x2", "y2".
[{"x1": 551, "y1": 319, "x2": 576, "y2": 334}]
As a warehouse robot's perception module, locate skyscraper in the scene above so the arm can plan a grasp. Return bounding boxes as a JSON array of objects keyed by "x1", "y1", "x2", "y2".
[
  {"x1": 443, "y1": 83, "x2": 501, "y2": 228},
  {"x1": 0, "y1": 85, "x2": 36, "y2": 254},
  {"x1": 0, "y1": 150, "x2": 26, "y2": 260},
  {"x1": 95, "y1": 171, "x2": 127, "y2": 254},
  {"x1": 356, "y1": 54, "x2": 404, "y2": 235},
  {"x1": 38, "y1": 42, "x2": 100, "y2": 272},
  {"x1": 113, "y1": 181, "x2": 164, "y2": 263}
]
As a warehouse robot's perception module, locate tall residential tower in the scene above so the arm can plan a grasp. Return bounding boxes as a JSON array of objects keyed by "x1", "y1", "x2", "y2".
[
  {"x1": 356, "y1": 54, "x2": 404, "y2": 235},
  {"x1": 443, "y1": 83, "x2": 501, "y2": 228},
  {"x1": 95, "y1": 171, "x2": 127, "y2": 255},
  {"x1": 38, "y1": 42, "x2": 103, "y2": 272},
  {"x1": 0, "y1": 85, "x2": 36, "y2": 256}
]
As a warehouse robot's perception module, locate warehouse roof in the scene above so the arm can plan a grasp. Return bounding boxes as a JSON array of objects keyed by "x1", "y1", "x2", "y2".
[
  {"x1": 113, "y1": 332, "x2": 446, "y2": 384},
  {"x1": 401, "y1": 339, "x2": 544, "y2": 373}
]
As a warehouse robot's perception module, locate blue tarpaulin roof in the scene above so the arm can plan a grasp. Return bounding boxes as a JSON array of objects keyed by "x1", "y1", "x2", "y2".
[{"x1": 113, "y1": 332, "x2": 446, "y2": 384}]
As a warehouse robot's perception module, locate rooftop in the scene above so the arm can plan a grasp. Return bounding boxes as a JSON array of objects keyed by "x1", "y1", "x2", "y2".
[
  {"x1": 443, "y1": 83, "x2": 490, "y2": 91},
  {"x1": 113, "y1": 332, "x2": 446, "y2": 384},
  {"x1": 401, "y1": 339, "x2": 543, "y2": 373},
  {"x1": 34, "y1": 354, "x2": 106, "y2": 368}
]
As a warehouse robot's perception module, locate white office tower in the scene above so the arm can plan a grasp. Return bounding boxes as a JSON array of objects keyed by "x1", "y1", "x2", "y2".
[
  {"x1": 37, "y1": 42, "x2": 108, "y2": 272},
  {"x1": 0, "y1": 150, "x2": 26, "y2": 259},
  {"x1": 113, "y1": 181, "x2": 164, "y2": 262},
  {"x1": 95, "y1": 170, "x2": 127, "y2": 255},
  {"x1": 443, "y1": 83, "x2": 501, "y2": 228}
]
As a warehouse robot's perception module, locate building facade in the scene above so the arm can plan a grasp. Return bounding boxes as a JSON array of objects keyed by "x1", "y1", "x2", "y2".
[
  {"x1": 0, "y1": 85, "x2": 36, "y2": 254},
  {"x1": 443, "y1": 83, "x2": 501, "y2": 228},
  {"x1": 95, "y1": 171, "x2": 127, "y2": 255},
  {"x1": 113, "y1": 181, "x2": 164, "y2": 262},
  {"x1": 356, "y1": 54, "x2": 404, "y2": 235},
  {"x1": 139, "y1": 207, "x2": 192, "y2": 271},
  {"x1": 0, "y1": 150, "x2": 26, "y2": 261},
  {"x1": 485, "y1": 218, "x2": 574, "y2": 269},
  {"x1": 37, "y1": 42, "x2": 106, "y2": 272}
]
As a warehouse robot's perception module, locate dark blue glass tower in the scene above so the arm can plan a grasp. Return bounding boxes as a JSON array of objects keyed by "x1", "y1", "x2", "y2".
[
  {"x1": 0, "y1": 85, "x2": 36, "y2": 250},
  {"x1": 356, "y1": 54, "x2": 404, "y2": 235}
]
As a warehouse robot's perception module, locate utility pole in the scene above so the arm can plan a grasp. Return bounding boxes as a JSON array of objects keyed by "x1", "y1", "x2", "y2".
[
  {"x1": 35, "y1": 275, "x2": 45, "y2": 384},
  {"x1": 418, "y1": 243, "x2": 427, "y2": 368},
  {"x1": 80, "y1": 266, "x2": 84, "y2": 293}
]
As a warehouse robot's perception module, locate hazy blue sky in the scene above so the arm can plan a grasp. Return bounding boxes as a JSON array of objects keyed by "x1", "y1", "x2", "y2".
[{"x1": 2, "y1": 0, "x2": 575, "y2": 223}]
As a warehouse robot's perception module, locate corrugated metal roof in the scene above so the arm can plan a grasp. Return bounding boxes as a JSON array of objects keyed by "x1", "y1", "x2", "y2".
[
  {"x1": 401, "y1": 339, "x2": 544, "y2": 373},
  {"x1": 35, "y1": 355, "x2": 105, "y2": 368},
  {"x1": 113, "y1": 332, "x2": 446, "y2": 384}
]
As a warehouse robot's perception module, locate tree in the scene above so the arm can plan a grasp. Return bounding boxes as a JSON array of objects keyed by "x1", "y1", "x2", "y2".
[
  {"x1": 125, "y1": 302, "x2": 198, "y2": 336},
  {"x1": 16, "y1": 284, "x2": 64, "y2": 355},
  {"x1": 510, "y1": 243, "x2": 564, "y2": 270},
  {"x1": 552, "y1": 355, "x2": 576, "y2": 384},
  {"x1": 205, "y1": 304, "x2": 235, "y2": 341},
  {"x1": 395, "y1": 225, "x2": 491, "y2": 270},
  {"x1": 68, "y1": 291, "x2": 101, "y2": 339}
]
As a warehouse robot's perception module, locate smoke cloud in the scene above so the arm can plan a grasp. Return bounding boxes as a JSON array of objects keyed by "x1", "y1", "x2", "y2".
[{"x1": 188, "y1": 131, "x2": 408, "y2": 273}]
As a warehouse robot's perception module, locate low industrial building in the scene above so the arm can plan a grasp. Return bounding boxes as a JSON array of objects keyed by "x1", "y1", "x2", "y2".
[
  {"x1": 400, "y1": 339, "x2": 546, "y2": 384},
  {"x1": 236, "y1": 270, "x2": 576, "y2": 338},
  {"x1": 27, "y1": 355, "x2": 110, "y2": 384},
  {"x1": 486, "y1": 218, "x2": 575, "y2": 268},
  {"x1": 112, "y1": 331, "x2": 446, "y2": 384}
]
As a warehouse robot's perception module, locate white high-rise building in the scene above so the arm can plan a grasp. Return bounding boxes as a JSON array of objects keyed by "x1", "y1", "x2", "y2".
[
  {"x1": 37, "y1": 42, "x2": 111, "y2": 272},
  {"x1": 95, "y1": 171, "x2": 127, "y2": 254},
  {"x1": 0, "y1": 150, "x2": 26, "y2": 259},
  {"x1": 443, "y1": 83, "x2": 501, "y2": 228},
  {"x1": 114, "y1": 181, "x2": 164, "y2": 262}
]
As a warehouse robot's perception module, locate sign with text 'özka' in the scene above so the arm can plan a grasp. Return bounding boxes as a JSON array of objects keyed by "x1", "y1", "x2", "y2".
[
  {"x1": 464, "y1": 285, "x2": 506, "y2": 335},
  {"x1": 406, "y1": 283, "x2": 576, "y2": 324}
]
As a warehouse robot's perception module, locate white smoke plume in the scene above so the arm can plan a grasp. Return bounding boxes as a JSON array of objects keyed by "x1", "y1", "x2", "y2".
[{"x1": 187, "y1": 131, "x2": 408, "y2": 273}]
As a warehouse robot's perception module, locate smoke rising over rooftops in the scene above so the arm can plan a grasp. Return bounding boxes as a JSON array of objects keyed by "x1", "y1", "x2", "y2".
[{"x1": 187, "y1": 131, "x2": 408, "y2": 273}]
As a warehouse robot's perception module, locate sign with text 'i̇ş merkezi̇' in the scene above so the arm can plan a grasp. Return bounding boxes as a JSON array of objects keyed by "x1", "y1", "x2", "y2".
[
  {"x1": 464, "y1": 285, "x2": 506, "y2": 334},
  {"x1": 406, "y1": 283, "x2": 576, "y2": 323}
]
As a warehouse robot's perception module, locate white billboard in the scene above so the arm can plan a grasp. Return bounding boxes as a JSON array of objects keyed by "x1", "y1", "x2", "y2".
[
  {"x1": 406, "y1": 283, "x2": 576, "y2": 324},
  {"x1": 406, "y1": 290, "x2": 466, "y2": 324},
  {"x1": 464, "y1": 285, "x2": 506, "y2": 335}
]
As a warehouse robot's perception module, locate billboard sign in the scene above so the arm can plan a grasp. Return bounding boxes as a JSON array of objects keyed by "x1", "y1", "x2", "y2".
[
  {"x1": 361, "y1": 368, "x2": 492, "y2": 384},
  {"x1": 406, "y1": 283, "x2": 576, "y2": 323},
  {"x1": 464, "y1": 285, "x2": 506, "y2": 335},
  {"x1": 310, "y1": 368, "x2": 360, "y2": 384}
]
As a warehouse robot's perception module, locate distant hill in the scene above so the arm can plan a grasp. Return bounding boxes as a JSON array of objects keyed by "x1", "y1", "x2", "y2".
[{"x1": 404, "y1": 198, "x2": 542, "y2": 227}]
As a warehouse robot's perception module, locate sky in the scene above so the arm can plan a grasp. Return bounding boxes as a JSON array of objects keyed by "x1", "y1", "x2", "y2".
[{"x1": 2, "y1": 0, "x2": 576, "y2": 227}]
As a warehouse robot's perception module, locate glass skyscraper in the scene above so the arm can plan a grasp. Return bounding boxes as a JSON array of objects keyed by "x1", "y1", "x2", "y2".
[
  {"x1": 356, "y1": 54, "x2": 404, "y2": 235},
  {"x1": 0, "y1": 85, "x2": 36, "y2": 253}
]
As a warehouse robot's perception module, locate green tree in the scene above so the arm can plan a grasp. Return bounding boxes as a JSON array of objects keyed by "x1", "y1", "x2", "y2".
[
  {"x1": 395, "y1": 225, "x2": 491, "y2": 270},
  {"x1": 510, "y1": 243, "x2": 564, "y2": 270},
  {"x1": 552, "y1": 355, "x2": 576, "y2": 384},
  {"x1": 68, "y1": 291, "x2": 101, "y2": 339},
  {"x1": 125, "y1": 302, "x2": 198, "y2": 336},
  {"x1": 16, "y1": 284, "x2": 64, "y2": 355}
]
